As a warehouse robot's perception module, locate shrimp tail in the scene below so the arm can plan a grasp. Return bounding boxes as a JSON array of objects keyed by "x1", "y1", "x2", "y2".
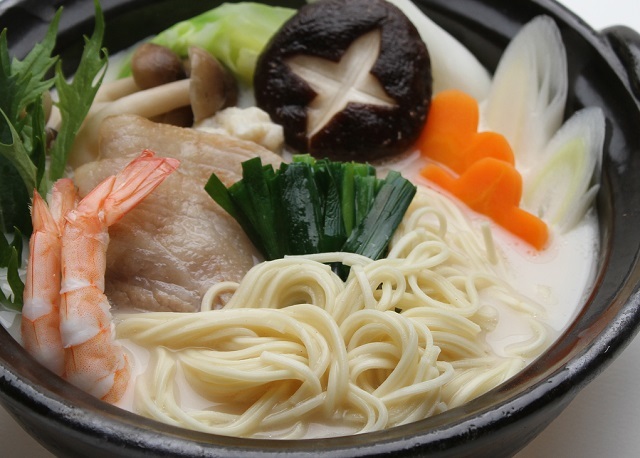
[
  {"x1": 50, "y1": 178, "x2": 79, "y2": 222},
  {"x1": 78, "y1": 149, "x2": 180, "y2": 226}
]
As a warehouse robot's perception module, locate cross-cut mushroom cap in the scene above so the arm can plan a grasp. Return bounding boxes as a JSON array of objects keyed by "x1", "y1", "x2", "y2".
[{"x1": 254, "y1": 0, "x2": 432, "y2": 161}]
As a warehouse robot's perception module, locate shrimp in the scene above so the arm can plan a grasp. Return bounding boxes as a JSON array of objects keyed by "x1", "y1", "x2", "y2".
[
  {"x1": 21, "y1": 179, "x2": 78, "y2": 375},
  {"x1": 59, "y1": 150, "x2": 179, "y2": 403}
]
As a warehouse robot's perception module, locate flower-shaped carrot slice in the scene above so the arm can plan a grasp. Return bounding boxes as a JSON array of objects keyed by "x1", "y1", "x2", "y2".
[
  {"x1": 418, "y1": 90, "x2": 548, "y2": 249},
  {"x1": 418, "y1": 90, "x2": 514, "y2": 174},
  {"x1": 422, "y1": 158, "x2": 548, "y2": 250}
]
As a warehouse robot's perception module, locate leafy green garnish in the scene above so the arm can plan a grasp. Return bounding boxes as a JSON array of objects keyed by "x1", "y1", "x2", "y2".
[
  {"x1": 0, "y1": 0, "x2": 107, "y2": 309},
  {"x1": 49, "y1": 1, "x2": 107, "y2": 182},
  {"x1": 0, "y1": 10, "x2": 60, "y2": 234},
  {"x1": 205, "y1": 155, "x2": 417, "y2": 277},
  {"x1": 0, "y1": 0, "x2": 106, "y2": 236},
  {"x1": 0, "y1": 230, "x2": 24, "y2": 310},
  {"x1": 0, "y1": 12, "x2": 60, "y2": 125}
]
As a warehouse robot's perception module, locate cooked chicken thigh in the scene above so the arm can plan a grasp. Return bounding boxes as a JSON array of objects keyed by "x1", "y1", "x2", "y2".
[{"x1": 73, "y1": 114, "x2": 282, "y2": 312}]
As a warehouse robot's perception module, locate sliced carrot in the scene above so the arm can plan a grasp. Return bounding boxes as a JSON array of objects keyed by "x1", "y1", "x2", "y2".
[
  {"x1": 417, "y1": 90, "x2": 477, "y2": 173},
  {"x1": 418, "y1": 90, "x2": 514, "y2": 174},
  {"x1": 421, "y1": 158, "x2": 548, "y2": 250},
  {"x1": 463, "y1": 131, "x2": 514, "y2": 171},
  {"x1": 418, "y1": 90, "x2": 548, "y2": 250}
]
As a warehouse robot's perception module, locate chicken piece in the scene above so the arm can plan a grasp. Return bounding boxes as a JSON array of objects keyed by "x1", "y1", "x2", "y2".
[{"x1": 73, "y1": 114, "x2": 282, "y2": 312}]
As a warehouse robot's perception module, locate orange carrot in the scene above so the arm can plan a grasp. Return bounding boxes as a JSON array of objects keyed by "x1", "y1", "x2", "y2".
[
  {"x1": 418, "y1": 90, "x2": 514, "y2": 174},
  {"x1": 422, "y1": 159, "x2": 548, "y2": 249},
  {"x1": 418, "y1": 90, "x2": 548, "y2": 250}
]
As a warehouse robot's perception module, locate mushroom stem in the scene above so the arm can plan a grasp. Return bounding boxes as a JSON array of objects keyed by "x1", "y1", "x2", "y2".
[
  {"x1": 94, "y1": 76, "x2": 140, "y2": 104},
  {"x1": 69, "y1": 79, "x2": 191, "y2": 168},
  {"x1": 67, "y1": 45, "x2": 239, "y2": 168}
]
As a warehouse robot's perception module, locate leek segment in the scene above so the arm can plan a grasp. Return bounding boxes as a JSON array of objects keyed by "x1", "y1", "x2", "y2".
[
  {"x1": 482, "y1": 16, "x2": 568, "y2": 169},
  {"x1": 523, "y1": 108, "x2": 605, "y2": 232},
  {"x1": 481, "y1": 15, "x2": 604, "y2": 233}
]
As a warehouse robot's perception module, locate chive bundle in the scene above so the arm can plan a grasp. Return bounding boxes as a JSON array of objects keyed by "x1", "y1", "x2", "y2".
[{"x1": 205, "y1": 155, "x2": 416, "y2": 274}]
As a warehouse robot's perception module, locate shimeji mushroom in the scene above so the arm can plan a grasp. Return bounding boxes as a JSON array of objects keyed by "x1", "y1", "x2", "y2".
[
  {"x1": 254, "y1": 0, "x2": 432, "y2": 161},
  {"x1": 131, "y1": 43, "x2": 193, "y2": 127},
  {"x1": 132, "y1": 43, "x2": 187, "y2": 90},
  {"x1": 67, "y1": 45, "x2": 237, "y2": 168},
  {"x1": 187, "y1": 46, "x2": 238, "y2": 123}
]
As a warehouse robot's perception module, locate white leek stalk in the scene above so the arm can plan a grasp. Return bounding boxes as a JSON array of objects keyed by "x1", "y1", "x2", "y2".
[
  {"x1": 482, "y1": 16, "x2": 568, "y2": 170},
  {"x1": 522, "y1": 107, "x2": 605, "y2": 232}
]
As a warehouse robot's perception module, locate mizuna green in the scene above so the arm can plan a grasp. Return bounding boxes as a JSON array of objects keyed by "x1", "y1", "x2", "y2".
[{"x1": 0, "y1": 0, "x2": 106, "y2": 308}]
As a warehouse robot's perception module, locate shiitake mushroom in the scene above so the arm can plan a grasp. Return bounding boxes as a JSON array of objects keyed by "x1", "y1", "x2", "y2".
[{"x1": 254, "y1": 0, "x2": 432, "y2": 161}]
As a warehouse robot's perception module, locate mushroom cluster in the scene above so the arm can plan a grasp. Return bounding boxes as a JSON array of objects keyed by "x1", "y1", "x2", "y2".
[
  {"x1": 254, "y1": 0, "x2": 432, "y2": 162},
  {"x1": 65, "y1": 44, "x2": 238, "y2": 167}
]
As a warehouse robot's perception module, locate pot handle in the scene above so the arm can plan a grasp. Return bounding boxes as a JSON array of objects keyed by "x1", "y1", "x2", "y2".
[{"x1": 602, "y1": 25, "x2": 640, "y2": 102}]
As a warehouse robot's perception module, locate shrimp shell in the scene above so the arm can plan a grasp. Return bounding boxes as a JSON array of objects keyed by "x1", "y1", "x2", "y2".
[
  {"x1": 59, "y1": 150, "x2": 179, "y2": 402},
  {"x1": 21, "y1": 179, "x2": 77, "y2": 375}
]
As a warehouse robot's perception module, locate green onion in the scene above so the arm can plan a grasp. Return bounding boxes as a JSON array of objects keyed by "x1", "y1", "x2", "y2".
[
  {"x1": 343, "y1": 171, "x2": 416, "y2": 260},
  {"x1": 205, "y1": 155, "x2": 417, "y2": 277},
  {"x1": 279, "y1": 162, "x2": 324, "y2": 255}
]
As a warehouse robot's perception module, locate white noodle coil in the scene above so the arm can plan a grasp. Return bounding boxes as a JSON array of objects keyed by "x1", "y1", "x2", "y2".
[{"x1": 116, "y1": 186, "x2": 549, "y2": 438}]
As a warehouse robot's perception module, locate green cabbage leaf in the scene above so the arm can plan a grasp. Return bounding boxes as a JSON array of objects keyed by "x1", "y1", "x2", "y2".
[{"x1": 121, "y1": 2, "x2": 295, "y2": 86}]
